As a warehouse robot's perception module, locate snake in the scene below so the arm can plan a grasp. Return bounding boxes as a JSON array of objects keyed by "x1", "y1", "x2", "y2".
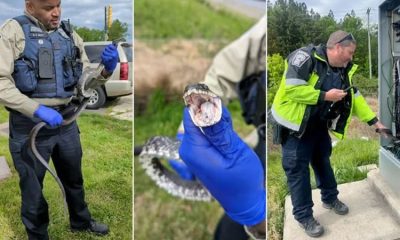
[
  {"x1": 29, "y1": 61, "x2": 107, "y2": 215},
  {"x1": 138, "y1": 83, "x2": 222, "y2": 201}
]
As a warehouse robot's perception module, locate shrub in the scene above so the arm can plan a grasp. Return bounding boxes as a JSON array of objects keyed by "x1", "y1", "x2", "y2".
[
  {"x1": 351, "y1": 74, "x2": 378, "y2": 96},
  {"x1": 267, "y1": 54, "x2": 285, "y2": 107}
]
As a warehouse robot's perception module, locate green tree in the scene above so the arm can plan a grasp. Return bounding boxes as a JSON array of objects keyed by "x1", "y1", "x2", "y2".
[
  {"x1": 268, "y1": 0, "x2": 312, "y2": 56},
  {"x1": 267, "y1": 54, "x2": 285, "y2": 107},
  {"x1": 267, "y1": 0, "x2": 379, "y2": 77},
  {"x1": 74, "y1": 26, "x2": 104, "y2": 41},
  {"x1": 339, "y1": 13, "x2": 370, "y2": 76},
  {"x1": 108, "y1": 19, "x2": 129, "y2": 41}
]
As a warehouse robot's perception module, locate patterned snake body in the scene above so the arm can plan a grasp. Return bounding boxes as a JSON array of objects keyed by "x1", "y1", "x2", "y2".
[{"x1": 139, "y1": 83, "x2": 221, "y2": 201}]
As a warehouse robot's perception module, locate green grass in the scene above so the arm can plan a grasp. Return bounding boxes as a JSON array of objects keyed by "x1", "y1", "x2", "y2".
[
  {"x1": 134, "y1": 90, "x2": 254, "y2": 240},
  {"x1": 0, "y1": 110, "x2": 132, "y2": 239},
  {"x1": 0, "y1": 107, "x2": 8, "y2": 123},
  {"x1": 134, "y1": 0, "x2": 255, "y2": 40},
  {"x1": 267, "y1": 135, "x2": 379, "y2": 240}
]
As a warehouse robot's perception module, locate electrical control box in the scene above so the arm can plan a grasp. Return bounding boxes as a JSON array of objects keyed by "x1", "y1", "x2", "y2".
[
  {"x1": 379, "y1": 0, "x2": 400, "y2": 195},
  {"x1": 392, "y1": 6, "x2": 400, "y2": 55}
]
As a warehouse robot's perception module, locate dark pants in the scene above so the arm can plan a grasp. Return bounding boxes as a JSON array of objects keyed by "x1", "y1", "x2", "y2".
[
  {"x1": 282, "y1": 122, "x2": 339, "y2": 223},
  {"x1": 214, "y1": 127, "x2": 266, "y2": 240},
  {"x1": 9, "y1": 111, "x2": 91, "y2": 240}
]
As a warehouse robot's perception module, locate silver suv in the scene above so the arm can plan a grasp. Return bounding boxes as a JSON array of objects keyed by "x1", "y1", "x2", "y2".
[{"x1": 83, "y1": 41, "x2": 132, "y2": 109}]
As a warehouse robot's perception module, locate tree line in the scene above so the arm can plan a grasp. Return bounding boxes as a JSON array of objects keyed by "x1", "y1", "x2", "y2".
[
  {"x1": 267, "y1": 0, "x2": 378, "y2": 77},
  {"x1": 74, "y1": 19, "x2": 129, "y2": 42}
]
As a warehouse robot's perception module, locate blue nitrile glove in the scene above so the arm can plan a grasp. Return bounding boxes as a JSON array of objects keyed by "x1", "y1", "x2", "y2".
[
  {"x1": 179, "y1": 106, "x2": 266, "y2": 226},
  {"x1": 34, "y1": 105, "x2": 63, "y2": 127},
  {"x1": 168, "y1": 132, "x2": 196, "y2": 180},
  {"x1": 101, "y1": 44, "x2": 119, "y2": 73}
]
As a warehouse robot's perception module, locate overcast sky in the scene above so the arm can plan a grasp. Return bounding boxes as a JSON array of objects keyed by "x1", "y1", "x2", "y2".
[
  {"x1": 269, "y1": 0, "x2": 379, "y2": 25},
  {"x1": 0, "y1": 0, "x2": 132, "y2": 41}
]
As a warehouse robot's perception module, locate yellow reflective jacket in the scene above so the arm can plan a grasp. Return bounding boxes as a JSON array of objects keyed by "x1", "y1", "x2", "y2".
[{"x1": 271, "y1": 45, "x2": 377, "y2": 139}]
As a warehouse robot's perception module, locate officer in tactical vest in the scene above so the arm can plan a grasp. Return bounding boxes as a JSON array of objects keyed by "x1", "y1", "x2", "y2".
[
  {"x1": 0, "y1": 0, "x2": 118, "y2": 239},
  {"x1": 176, "y1": 16, "x2": 266, "y2": 240},
  {"x1": 271, "y1": 30, "x2": 386, "y2": 237}
]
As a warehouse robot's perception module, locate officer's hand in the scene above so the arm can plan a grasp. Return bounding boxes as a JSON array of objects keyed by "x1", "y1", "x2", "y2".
[
  {"x1": 179, "y1": 106, "x2": 266, "y2": 226},
  {"x1": 374, "y1": 121, "x2": 392, "y2": 139},
  {"x1": 34, "y1": 105, "x2": 63, "y2": 127},
  {"x1": 101, "y1": 44, "x2": 119, "y2": 73},
  {"x1": 168, "y1": 132, "x2": 195, "y2": 180},
  {"x1": 324, "y1": 89, "x2": 347, "y2": 102}
]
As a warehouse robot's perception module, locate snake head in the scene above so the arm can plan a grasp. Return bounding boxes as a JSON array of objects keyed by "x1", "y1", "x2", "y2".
[{"x1": 183, "y1": 83, "x2": 222, "y2": 127}]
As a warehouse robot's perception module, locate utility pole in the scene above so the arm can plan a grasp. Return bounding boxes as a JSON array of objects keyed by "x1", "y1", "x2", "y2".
[
  {"x1": 367, "y1": 8, "x2": 372, "y2": 79},
  {"x1": 104, "y1": 5, "x2": 112, "y2": 41},
  {"x1": 104, "y1": 6, "x2": 107, "y2": 41}
]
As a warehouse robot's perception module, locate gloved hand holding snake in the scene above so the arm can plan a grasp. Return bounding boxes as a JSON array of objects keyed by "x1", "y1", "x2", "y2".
[
  {"x1": 180, "y1": 90, "x2": 266, "y2": 226},
  {"x1": 139, "y1": 83, "x2": 266, "y2": 238}
]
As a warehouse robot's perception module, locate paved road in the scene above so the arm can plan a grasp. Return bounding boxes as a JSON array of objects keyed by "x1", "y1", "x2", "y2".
[
  {"x1": 207, "y1": 0, "x2": 265, "y2": 19},
  {"x1": 85, "y1": 95, "x2": 132, "y2": 121}
]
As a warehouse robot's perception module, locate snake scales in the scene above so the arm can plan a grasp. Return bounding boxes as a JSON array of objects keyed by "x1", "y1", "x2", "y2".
[{"x1": 139, "y1": 83, "x2": 222, "y2": 201}]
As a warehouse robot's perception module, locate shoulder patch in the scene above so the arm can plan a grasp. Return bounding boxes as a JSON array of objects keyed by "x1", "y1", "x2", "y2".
[{"x1": 291, "y1": 50, "x2": 310, "y2": 68}]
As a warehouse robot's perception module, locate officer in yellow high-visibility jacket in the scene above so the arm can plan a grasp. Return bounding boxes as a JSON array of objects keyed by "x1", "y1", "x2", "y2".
[{"x1": 271, "y1": 30, "x2": 386, "y2": 238}]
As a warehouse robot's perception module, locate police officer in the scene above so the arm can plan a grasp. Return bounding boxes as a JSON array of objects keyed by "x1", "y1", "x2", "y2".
[
  {"x1": 271, "y1": 30, "x2": 386, "y2": 237},
  {"x1": 0, "y1": 0, "x2": 118, "y2": 239},
  {"x1": 176, "y1": 16, "x2": 266, "y2": 240}
]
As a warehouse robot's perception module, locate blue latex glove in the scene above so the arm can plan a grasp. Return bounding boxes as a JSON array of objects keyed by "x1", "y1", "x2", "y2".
[
  {"x1": 179, "y1": 106, "x2": 266, "y2": 226},
  {"x1": 101, "y1": 44, "x2": 119, "y2": 73},
  {"x1": 168, "y1": 132, "x2": 196, "y2": 181},
  {"x1": 34, "y1": 105, "x2": 63, "y2": 127}
]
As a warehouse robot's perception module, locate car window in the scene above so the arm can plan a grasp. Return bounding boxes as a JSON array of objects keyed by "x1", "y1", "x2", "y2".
[
  {"x1": 84, "y1": 45, "x2": 104, "y2": 63},
  {"x1": 122, "y1": 45, "x2": 133, "y2": 62}
]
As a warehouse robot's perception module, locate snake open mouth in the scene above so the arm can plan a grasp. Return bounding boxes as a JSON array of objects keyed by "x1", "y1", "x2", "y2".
[
  {"x1": 183, "y1": 83, "x2": 222, "y2": 127},
  {"x1": 138, "y1": 83, "x2": 222, "y2": 201}
]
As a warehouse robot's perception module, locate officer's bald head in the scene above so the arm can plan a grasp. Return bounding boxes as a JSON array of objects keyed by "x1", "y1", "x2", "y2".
[{"x1": 25, "y1": 0, "x2": 61, "y2": 30}]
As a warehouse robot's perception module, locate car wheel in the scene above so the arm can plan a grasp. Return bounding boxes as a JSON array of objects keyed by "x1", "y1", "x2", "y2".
[{"x1": 86, "y1": 87, "x2": 106, "y2": 109}]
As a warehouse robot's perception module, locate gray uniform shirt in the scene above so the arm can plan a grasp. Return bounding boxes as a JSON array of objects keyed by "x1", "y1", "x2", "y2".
[
  {"x1": 202, "y1": 15, "x2": 266, "y2": 104},
  {"x1": 0, "y1": 12, "x2": 91, "y2": 117},
  {"x1": 179, "y1": 16, "x2": 266, "y2": 133}
]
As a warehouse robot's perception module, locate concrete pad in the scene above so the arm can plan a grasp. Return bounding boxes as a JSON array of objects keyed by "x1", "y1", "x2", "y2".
[
  {"x1": 368, "y1": 169, "x2": 400, "y2": 222},
  {"x1": 0, "y1": 156, "x2": 11, "y2": 180},
  {"x1": 109, "y1": 95, "x2": 132, "y2": 121},
  {"x1": 283, "y1": 178, "x2": 400, "y2": 240}
]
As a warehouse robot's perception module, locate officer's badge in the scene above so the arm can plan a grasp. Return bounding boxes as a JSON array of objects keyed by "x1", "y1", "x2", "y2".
[{"x1": 291, "y1": 50, "x2": 310, "y2": 68}]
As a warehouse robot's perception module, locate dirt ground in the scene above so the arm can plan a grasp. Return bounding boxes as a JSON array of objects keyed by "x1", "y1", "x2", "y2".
[{"x1": 134, "y1": 40, "x2": 227, "y2": 113}]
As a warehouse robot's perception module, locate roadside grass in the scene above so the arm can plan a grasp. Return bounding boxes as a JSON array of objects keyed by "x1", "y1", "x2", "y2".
[
  {"x1": 267, "y1": 118, "x2": 380, "y2": 240},
  {"x1": 0, "y1": 110, "x2": 132, "y2": 240},
  {"x1": 134, "y1": 1, "x2": 257, "y2": 238},
  {"x1": 0, "y1": 107, "x2": 8, "y2": 123},
  {"x1": 135, "y1": 0, "x2": 254, "y2": 40},
  {"x1": 134, "y1": 90, "x2": 254, "y2": 240}
]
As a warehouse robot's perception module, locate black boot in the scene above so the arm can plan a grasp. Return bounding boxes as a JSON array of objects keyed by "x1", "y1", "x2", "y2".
[
  {"x1": 71, "y1": 220, "x2": 109, "y2": 236},
  {"x1": 299, "y1": 217, "x2": 324, "y2": 238},
  {"x1": 323, "y1": 199, "x2": 349, "y2": 215}
]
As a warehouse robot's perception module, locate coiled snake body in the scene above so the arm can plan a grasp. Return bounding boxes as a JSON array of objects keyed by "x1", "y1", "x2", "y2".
[{"x1": 139, "y1": 83, "x2": 222, "y2": 201}]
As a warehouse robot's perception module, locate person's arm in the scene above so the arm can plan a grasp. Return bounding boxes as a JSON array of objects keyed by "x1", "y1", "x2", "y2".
[
  {"x1": 0, "y1": 19, "x2": 40, "y2": 117},
  {"x1": 202, "y1": 16, "x2": 266, "y2": 103},
  {"x1": 283, "y1": 48, "x2": 327, "y2": 105},
  {"x1": 72, "y1": 31, "x2": 118, "y2": 79},
  {"x1": 352, "y1": 87, "x2": 379, "y2": 125}
]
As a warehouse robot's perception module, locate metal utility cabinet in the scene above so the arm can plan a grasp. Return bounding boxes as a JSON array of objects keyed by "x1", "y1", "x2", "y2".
[{"x1": 379, "y1": 0, "x2": 400, "y2": 195}]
